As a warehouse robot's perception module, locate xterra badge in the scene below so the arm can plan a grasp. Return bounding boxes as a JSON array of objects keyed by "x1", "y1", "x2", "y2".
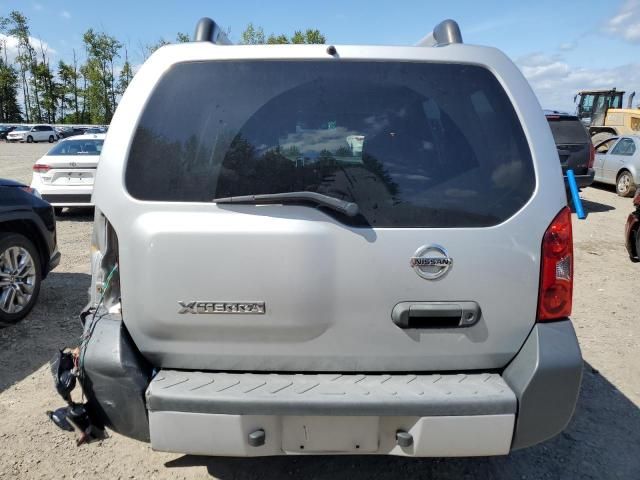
[{"x1": 178, "y1": 301, "x2": 266, "y2": 314}]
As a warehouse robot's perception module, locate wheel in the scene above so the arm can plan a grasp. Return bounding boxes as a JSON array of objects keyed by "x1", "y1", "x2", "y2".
[
  {"x1": 591, "y1": 132, "x2": 614, "y2": 145},
  {"x1": 616, "y1": 171, "x2": 636, "y2": 197},
  {"x1": 636, "y1": 229, "x2": 640, "y2": 262},
  {"x1": 0, "y1": 233, "x2": 42, "y2": 325},
  {"x1": 26, "y1": 135, "x2": 33, "y2": 143},
  {"x1": 48, "y1": 135, "x2": 55, "y2": 143}
]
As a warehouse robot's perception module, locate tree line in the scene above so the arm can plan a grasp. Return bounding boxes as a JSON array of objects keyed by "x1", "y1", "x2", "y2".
[{"x1": 0, "y1": 12, "x2": 325, "y2": 125}]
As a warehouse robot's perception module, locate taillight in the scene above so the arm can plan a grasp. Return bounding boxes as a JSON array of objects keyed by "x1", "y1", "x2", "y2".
[
  {"x1": 33, "y1": 164, "x2": 51, "y2": 173},
  {"x1": 19, "y1": 186, "x2": 42, "y2": 198},
  {"x1": 538, "y1": 207, "x2": 573, "y2": 322},
  {"x1": 588, "y1": 143, "x2": 595, "y2": 169}
]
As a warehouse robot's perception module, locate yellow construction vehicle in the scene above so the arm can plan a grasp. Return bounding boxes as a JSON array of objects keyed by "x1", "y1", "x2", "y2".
[{"x1": 575, "y1": 88, "x2": 639, "y2": 144}]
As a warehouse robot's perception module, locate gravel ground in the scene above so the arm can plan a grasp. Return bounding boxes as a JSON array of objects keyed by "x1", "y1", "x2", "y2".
[{"x1": 0, "y1": 142, "x2": 638, "y2": 479}]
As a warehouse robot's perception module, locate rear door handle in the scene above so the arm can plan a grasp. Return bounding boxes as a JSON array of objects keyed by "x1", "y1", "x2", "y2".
[{"x1": 391, "y1": 301, "x2": 481, "y2": 329}]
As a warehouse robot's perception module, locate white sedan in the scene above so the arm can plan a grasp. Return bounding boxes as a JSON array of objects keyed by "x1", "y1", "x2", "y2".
[{"x1": 30, "y1": 134, "x2": 105, "y2": 210}]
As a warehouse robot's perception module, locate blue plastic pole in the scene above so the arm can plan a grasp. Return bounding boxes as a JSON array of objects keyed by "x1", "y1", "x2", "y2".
[{"x1": 566, "y1": 169, "x2": 585, "y2": 219}]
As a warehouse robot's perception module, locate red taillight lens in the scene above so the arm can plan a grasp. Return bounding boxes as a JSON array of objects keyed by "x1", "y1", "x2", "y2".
[
  {"x1": 633, "y1": 191, "x2": 640, "y2": 207},
  {"x1": 538, "y1": 207, "x2": 573, "y2": 322},
  {"x1": 33, "y1": 164, "x2": 50, "y2": 173},
  {"x1": 588, "y1": 143, "x2": 595, "y2": 169}
]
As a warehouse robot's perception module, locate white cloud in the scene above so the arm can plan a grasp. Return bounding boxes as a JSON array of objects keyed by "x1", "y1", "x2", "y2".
[
  {"x1": 0, "y1": 33, "x2": 57, "y2": 63},
  {"x1": 466, "y1": 17, "x2": 516, "y2": 35},
  {"x1": 60, "y1": 11, "x2": 71, "y2": 19},
  {"x1": 517, "y1": 52, "x2": 640, "y2": 112},
  {"x1": 606, "y1": 0, "x2": 640, "y2": 43},
  {"x1": 558, "y1": 42, "x2": 575, "y2": 51}
]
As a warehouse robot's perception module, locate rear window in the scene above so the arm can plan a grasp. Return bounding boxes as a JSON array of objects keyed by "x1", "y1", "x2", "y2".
[
  {"x1": 126, "y1": 60, "x2": 535, "y2": 227},
  {"x1": 48, "y1": 139, "x2": 103, "y2": 155},
  {"x1": 547, "y1": 117, "x2": 590, "y2": 144}
]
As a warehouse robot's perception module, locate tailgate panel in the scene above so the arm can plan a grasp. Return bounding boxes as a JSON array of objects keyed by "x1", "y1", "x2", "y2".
[{"x1": 121, "y1": 207, "x2": 543, "y2": 372}]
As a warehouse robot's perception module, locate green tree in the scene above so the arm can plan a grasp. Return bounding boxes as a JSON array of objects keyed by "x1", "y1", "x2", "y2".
[
  {"x1": 0, "y1": 60, "x2": 23, "y2": 122},
  {"x1": 82, "y1": 28, "x2": 122, "y2": 123},
  {"x1": 117, "y1": 48, "x2": 134, "y2": 97},
  {"x1": 176, "y1": 32, "x2": 190, "y2": 43},
  {"x1": 241, "y1": 23, "x2": 266, "y2": 44},
  {"x1": 58, "y1": 55, "x2": 83, "y2": 123},
  {"x1": 242, "y1": 24, "x2": 326, "y2": 45},
  {"x1": 6, "y1": 11, "x2": 40, "y2": 121},
  {"x1": 0, "y1": 27, "x2": 23, "y2": 121}
]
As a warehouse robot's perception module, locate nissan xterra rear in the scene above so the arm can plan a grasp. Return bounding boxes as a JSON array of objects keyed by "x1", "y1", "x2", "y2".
[{"x1": 73, "y1": 18, "x2": 582, "y2": 457}]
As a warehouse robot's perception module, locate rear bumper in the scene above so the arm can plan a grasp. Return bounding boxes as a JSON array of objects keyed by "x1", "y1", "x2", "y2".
[
  {"x1": 41, "y1": 193, "x2": 93, "y2": 206},
  {"x1": 31, "y1": 177, "x2": 94, "y2": 206},
  {"x1": 80, "y1": 319, "x2": 582, "y2": 457},
  {"x1": 564, "y1": 168, "x2": 595, "y2": 188}
]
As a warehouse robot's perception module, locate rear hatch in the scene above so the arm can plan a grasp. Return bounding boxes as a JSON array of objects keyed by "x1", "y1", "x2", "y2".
[
  {"x1": 115, "y1": 58, "x2": 550, "y2": 372},
  {"x1": 546, "y1": 115, "x2": 591, "y2": 175}
]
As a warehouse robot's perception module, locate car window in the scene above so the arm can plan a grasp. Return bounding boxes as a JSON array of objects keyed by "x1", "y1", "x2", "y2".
[
  {"x1": 126, "y1": 60, "x2": 535, "y2": 228},
  {"x1": 547, "y1": 118, "x2": 590, "y2": 144},
  {"x1": 596, "y1": 138, "x2": 618, "y2": 154},
  {"x1": 610, "y1": 138, "x2": 636, "y2": 156},
  {"x1": 47, "y1": 139, "x2": 103, "y2": 156}
]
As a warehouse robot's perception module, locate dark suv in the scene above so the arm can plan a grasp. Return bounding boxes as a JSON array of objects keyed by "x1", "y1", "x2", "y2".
[
  {"x1": 545, "y1": 111, "x2": 595, "y2": 188},
  {"x1": 0, "y1": 179, "x2": 60, "y2": 324}
]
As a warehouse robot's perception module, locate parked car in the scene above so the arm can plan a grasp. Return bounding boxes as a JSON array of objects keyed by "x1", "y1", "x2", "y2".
[
  {"x1": 30, "y1": 134, "x2": 105, "y2": 210},
  {"x1": 625, "y1": 190, "x2": 640, "y2": 261},
  {"x1": 75, "y1": 18, "x2": 581, "y2": 458},
  {"x1": 0, "y1": 125, "x2": 16, "y2": 140},
  {"x1": 0, "y1": 178, "x2": 59, "y2": 324},
  {"x1": 593, "y1": 135, "x2": 640, "y2": 197},
  {"x1": 57, "y1": 127, "x2": 86, "y2": 139},
  {"x1": 83, "y1": 127, "x2": 107, "y2": 134},
  {"x1": 6, "y1": 125, "x2": 57, "y2": 143},
  {"x1": 545, "y1": 111, "x2": 595, "y2": 188}
]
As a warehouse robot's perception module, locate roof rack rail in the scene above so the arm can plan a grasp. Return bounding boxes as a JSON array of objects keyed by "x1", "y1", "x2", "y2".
[
  {"x1": 193, "y1": 17, "x2": 232, "y2": 45},
  {"x1": 416, "y1": 19, "x2": 463, "y2": 47}
]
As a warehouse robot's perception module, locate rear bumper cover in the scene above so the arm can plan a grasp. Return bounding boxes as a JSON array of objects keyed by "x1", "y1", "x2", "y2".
[
  {"x1": 41, "y1": 193, "x2": 93, "y2": 206},
  {"x1": 80, "y1": 319, "x2": 582, "y2": 455}
]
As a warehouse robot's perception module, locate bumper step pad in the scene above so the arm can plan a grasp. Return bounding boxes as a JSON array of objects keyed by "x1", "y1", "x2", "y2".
[{"x1": 147, "y1": 371, "x2": 516, "y2": 416}]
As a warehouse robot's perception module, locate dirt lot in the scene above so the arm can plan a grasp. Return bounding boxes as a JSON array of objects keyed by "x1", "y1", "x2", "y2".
[{"x1": 0, "y1": 142, "x2": 638, "y2": 479}]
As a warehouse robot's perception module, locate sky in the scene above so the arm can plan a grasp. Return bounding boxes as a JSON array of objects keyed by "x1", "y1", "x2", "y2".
[{"x1": 1, "y1": 0, "x2": 640, "y2": 112}]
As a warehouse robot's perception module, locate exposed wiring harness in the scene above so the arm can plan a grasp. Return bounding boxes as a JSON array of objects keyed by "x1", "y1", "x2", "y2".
[{"x1": 78, "y1": 263, "x2": 119, "y2": 383}]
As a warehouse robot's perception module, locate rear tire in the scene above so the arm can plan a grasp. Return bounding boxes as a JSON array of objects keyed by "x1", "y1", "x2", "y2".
[
  {"x1": 616, "y1": 171, "x2": 636, "y2": 197},
  {"x1": 26, "y1": 136, "x2": 33, "y2": 143},
  {"x1": 48, "y1": 135, "x2": 55, "y2": 143},
  {"x1": 0, "y1": 233, "x2": 42, "y2": 325}
]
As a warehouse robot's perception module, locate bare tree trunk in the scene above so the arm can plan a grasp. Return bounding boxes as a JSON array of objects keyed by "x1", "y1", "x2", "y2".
[
  {"x1": 39, "y1": 41, "x2": 54, "y2": 123},
  {"x1": 72, "y1": 49, "x2": 80, "y2": 122}
]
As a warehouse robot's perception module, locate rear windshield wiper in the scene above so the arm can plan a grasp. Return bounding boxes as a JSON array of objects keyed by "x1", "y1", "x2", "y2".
[{"x1": 213, "y1": 191, "x2": 359, "y2": 217}]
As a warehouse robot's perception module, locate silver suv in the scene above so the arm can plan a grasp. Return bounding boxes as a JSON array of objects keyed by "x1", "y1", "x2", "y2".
[{"x1": 80, "y1": 18, "x2": 582, "y2": 457}]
